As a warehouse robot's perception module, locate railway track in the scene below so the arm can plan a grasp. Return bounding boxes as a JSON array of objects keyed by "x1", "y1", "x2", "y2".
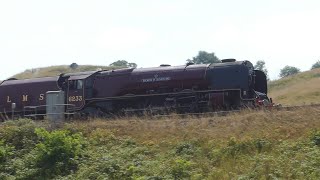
[{"x1": 151, "y1": 103, "x2": 320, "y2": 119}]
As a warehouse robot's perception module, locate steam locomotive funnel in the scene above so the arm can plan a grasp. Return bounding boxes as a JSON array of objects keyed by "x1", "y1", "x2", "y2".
[
  {"x1": 221, "y1": 59, "x2": 236, "y2": 63},
  {"x1": 160, "y1": 64, "x2": 171, "y2": 67}
]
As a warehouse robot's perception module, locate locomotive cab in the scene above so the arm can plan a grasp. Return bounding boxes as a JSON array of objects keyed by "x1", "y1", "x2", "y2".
[
  {"x1": 253, "y1": 70, "x2": 267, "y2": 94},
  {"x1": 67, "y1": 79, "x2": 85, "y2": 110},
  {"x1": 61, "y1": 71, "x2": 98, "y2": 111}
]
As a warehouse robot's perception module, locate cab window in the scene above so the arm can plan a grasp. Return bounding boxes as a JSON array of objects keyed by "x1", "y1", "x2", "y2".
[
  {"x1": 76, "y1": 80, "x2": 83, "y2": 90},
  {"x1": 69, "y1": 80, "x2": 83, "y2": 90}
]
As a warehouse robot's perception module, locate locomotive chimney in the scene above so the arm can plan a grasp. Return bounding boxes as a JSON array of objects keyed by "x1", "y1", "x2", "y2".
[
  {"x1": 221, "y1": 59, "x2": 236, "y2": 63},
  {"x1": 160, "y1": 64, "x2": 171, "y2": 67}
]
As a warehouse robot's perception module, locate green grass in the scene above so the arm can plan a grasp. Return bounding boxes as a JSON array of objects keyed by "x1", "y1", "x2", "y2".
[{"x1": 1, "y1": 108, "x2": 320, "y2": 179}]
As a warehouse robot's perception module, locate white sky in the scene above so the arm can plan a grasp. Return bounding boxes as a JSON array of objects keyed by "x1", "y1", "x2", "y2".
[{"x1": 0, "y1": 0, "x2": 320, "y2": 80}]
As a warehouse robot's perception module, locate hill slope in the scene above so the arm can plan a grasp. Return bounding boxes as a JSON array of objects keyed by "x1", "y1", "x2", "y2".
[
  {"x1": 268, "y1": 68, "x2": 320, "y2": 106},
  {"x1": 11, "y1": 65, "x2": 115, "y2": 79}
]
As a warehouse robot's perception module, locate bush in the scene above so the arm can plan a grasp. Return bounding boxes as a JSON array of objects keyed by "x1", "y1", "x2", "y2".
[
  {"x1": 170, "y1": 158, "x2": 193, "y2": 179},
  {"x1": 31, "y1": 128, "x2": 86, "y2": 178},
  {"x1": 69, "y1": 63, "x2": 79, "y2": 70},
  {"x1": 74, "y1": 142, "x2": 154, "y2": 179},
  {"x1": 311, "y1": 61, "x2": 320, "y2": 70},
  {"x1": 175, "y1": 142, "x2": 196, "y2": 156},
  {"x1": 310, "y1": 130, "x2": 320, "y2": 146},
  {"x1": 279, "y1": 66, "x2": 300, "y2": 78},
  {"x1": 0, "y1": 140, "x2": 13, "y2": 163},
  {"x1": 0, "y1": 119, "x2": 39, "y2": 150}
]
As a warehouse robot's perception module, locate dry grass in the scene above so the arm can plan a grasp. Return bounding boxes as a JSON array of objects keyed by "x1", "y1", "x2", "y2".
[
  {"x1": 12, "y1": 65, "x2": 114, "y2": 79},
  {"x1": 270, "y1": 78, "x2": 320, "y2": 105},
  {"x1": 269, "y1": 68, "x2": 320, "y2": 106},
  {"x1": 66, "y1": 107, "x2": 320, "y2": 145}
]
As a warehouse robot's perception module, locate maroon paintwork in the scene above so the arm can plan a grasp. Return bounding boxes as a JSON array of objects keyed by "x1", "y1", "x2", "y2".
[
  {"x1": 91, "y1": 64, "x2": 210, "y2": 99},
  {"x1": 0, "y1": 61, "x2": 270, "y2": 118},
  {"x1": 0, "y1": 77, "x2": 60, "y2": 113},
  {"x1": 0, "y1": 64, "x2": 212, "y2": 115}
]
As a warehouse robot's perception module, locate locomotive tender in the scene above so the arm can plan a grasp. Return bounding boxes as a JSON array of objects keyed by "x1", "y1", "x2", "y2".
[{"x1": 0, "y1": 59, "x2": 270, "y2": 120}]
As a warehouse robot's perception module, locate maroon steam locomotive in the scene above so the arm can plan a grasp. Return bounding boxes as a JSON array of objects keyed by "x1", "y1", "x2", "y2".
[{"x1": 0, "y1": 59, "x2": 271, "y2": 120}]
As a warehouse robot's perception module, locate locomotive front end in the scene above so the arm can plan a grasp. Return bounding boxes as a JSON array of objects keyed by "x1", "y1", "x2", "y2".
[{"x1": 205, "y1": 59, "x2": 273, "y2": 109}]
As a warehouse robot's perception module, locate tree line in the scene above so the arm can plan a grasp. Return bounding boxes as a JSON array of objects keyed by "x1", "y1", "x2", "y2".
[
  {"x1": 253, "y1": 60, "x2": 320, "y2": 79},
  {"x1": 185, "y1": 51, "x2": 320, "y2": 79},
  {"x1": 70, "y1": 51, "x2": 320, "y2": 79}
]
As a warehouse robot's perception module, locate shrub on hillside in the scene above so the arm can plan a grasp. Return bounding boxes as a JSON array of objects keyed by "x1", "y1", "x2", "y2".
[
  {"x1": 311, "y1": 60, "x2": 320, "y2": 70},
  {"x1": 170, "y1": 158, "x2": 193, "y2": 179},
  {"x1": 30, "y1": 128, "x2": 86, "y2": 178},
  {"x1": 0, "y1": 119, "x2": 39, "y2": 150},
  {"x1": 175, "y1": 142, "x2": 197, "y2": 156},
  {"x1": 0, "y1": 140, "x2": 14, "y2": 163},
  {"x1": 69, "y1": 63, "x2": 79, "y2": 70},
  {"x1": 0, "y1": 141, "x2": 14, "y2": 178},
  {"x1": 279, "y1": 66, "x2": 300, "y2": 78},
  {"x1": 225, "y1": 137, "x2": 256, "y2": 157},
  {"x1": 310, "y1": 130, "x2": 320, "y2": 146}
]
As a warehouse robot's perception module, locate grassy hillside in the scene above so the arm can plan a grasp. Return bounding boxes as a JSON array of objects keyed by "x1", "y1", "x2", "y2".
[
  {"x1": 11, "y1": 65, "x2": 115, "y2": 79},
  {"x1": 1, "y1": 108, "x2": 320, "y2": 179},
  {"x1": 268, "y1": 68, "x2": 320, "y2": 106}
]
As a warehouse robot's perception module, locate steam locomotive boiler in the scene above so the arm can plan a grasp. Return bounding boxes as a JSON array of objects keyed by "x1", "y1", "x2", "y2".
[{"x1": 0, "y1": 59, "x2": 271, "y2": 120}]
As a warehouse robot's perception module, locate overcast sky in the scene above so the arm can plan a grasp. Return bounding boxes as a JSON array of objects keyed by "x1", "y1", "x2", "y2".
[{"x1": 0, "y1": 0, "x2": 320, "y2": 80}]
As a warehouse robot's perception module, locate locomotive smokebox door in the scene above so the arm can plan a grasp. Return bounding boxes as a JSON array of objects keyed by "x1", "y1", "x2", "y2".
[{"x1": 67, "y1": 79, "x2": 85, "y2": 110}]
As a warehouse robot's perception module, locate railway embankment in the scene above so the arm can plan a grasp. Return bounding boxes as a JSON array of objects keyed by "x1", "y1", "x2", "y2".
[
  {"x1": 1, "y1": 108, "x2": 320, "y2": 179},
  {"x1": 269, "y1": 68, "x2": 320, "y2": 106}
]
